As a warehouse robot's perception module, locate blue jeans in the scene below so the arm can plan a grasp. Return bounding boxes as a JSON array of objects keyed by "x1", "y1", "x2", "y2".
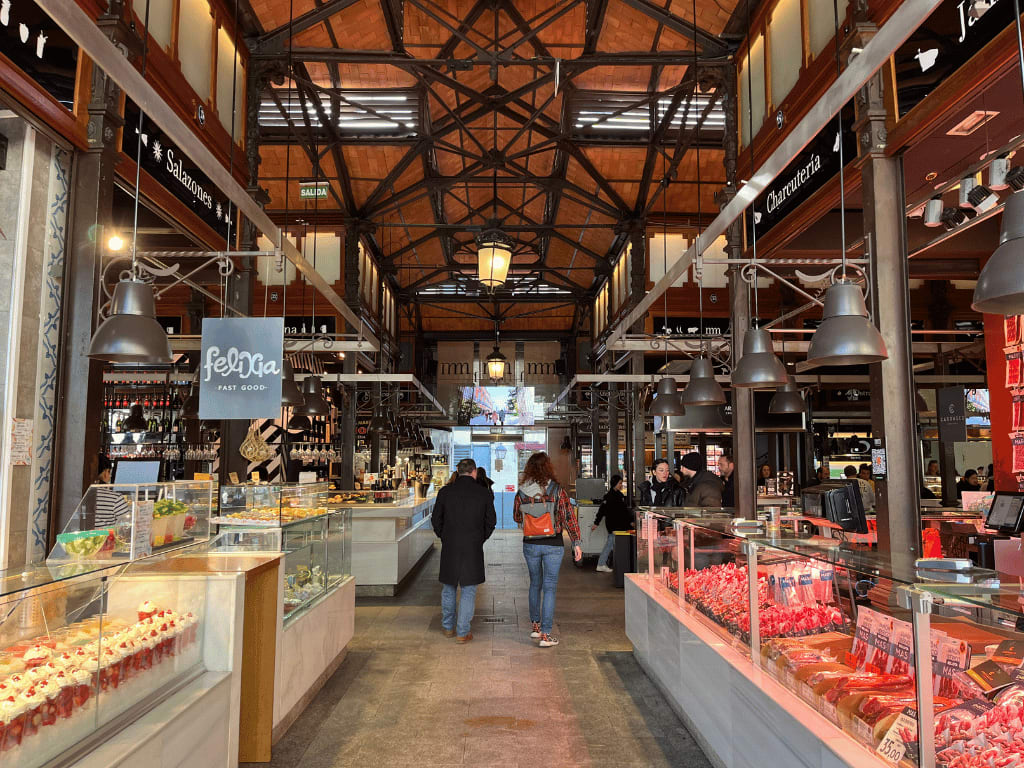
[
  {"x1": 441, "y1": 583, "x2": 477, "y2": 637},
  {"x1": 597, "y1": 531, "x2": 615, "y2": 568},
  {"x1": 523, "y1": 542, "x2": 563, "y2": 634}
]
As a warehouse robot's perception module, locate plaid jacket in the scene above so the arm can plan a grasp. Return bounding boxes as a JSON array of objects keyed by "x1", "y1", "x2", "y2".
[{"x1": 512, "y1": 482, "x2": 582, "y2": 545}]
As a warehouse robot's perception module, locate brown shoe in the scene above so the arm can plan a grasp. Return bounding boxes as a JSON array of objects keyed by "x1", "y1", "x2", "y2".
[
  {"x1": 443, "y1": 628, "x2": 455, "y2": 638},
  {"x1": 455, "y1": 633, "x2": 473, "y2": 644}
]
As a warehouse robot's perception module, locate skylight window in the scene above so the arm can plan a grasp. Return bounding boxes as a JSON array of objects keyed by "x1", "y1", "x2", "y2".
[
  {"x1": 571, "y1": 90, "x2": 724, "y2": 140},
  {"x1": 259, "y1": 89, "x2": 419, "y2": 137}
]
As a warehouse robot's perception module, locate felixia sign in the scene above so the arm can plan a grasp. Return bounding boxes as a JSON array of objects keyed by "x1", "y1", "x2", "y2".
[{"x1": 199, "y1": 318, "x2": 284, "y2": 420}]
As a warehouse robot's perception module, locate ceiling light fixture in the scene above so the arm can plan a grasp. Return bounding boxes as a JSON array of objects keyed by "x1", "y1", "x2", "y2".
[
  {"x1": 923, "y1": 196, "x2": 944, "y2": 227},
  {"x1": 367, "y1": 405, "x2": 391, "y2": 435},
  {"x1": 805, "y1": 280, "x2": 889, "y2": 367},
  {"x1": 681, "y1": 356, "x2": 726, "y2": 405},
  {"x1": 477, "y1": 230, "x2": 512, "y2": 289},
  {"x1": 959, "y1": 175, "x2": 980, "y2": 208},
  {"x1": 990, "y1": 156, "x2": 1011, "y2": 190},
  {"x1": 300, "y1": 375, "x2": 331, "y2": 416},
  {"x1": 107, "y1": 234, "x2": 125, "y2": 251},
  {"x1": 733, "y1": 328, "x2": 788, "y2": 387},
  {"x1": 88, "y1": 280, "x2": 173, "y2": 363},
  {"x1": 967, "y1": 183, "x2": 1000, "y2": 212},
  {"x1": 1006, "y1": 166, "x2": 1024, "y2": 191},
  {"x1": 288, "y1": 412, "x2": 311, "y2": 432},
  {"x1": 769, "y1": 375, "x2": 805, "y2": 413},
  {"x1": 973, "y1": 190, "x2": 1024, "y2": 313},
  {"x1": 649, "y1": 376, "x2": 685, "y2": 417},
  {"x1": 281, "y1": 360, "x2": 305, "y2": 407}
]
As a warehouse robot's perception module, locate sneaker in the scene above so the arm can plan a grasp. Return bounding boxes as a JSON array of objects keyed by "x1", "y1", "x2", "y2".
[
  {"x1": 455, "y1": 633, "x2": 473, "y2": 644},
  {"x1": 539, "y1": 633, "x2": 559, "y2": 647},
  {"x1": 442, "y1": 628, "x2": 455, "y2": 638},
  {"x1": 530, "y1": 622, "x2": 541, "y2": 639},
  {"x1": 595, "y1": 565, "x2": 613, "y2": 573}
]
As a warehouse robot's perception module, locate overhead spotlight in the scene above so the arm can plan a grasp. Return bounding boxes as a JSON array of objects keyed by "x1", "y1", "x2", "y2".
[
  {"x1": 107, "y1": 234, "x2": 125, "y2": 251},
  {"x1": 959, "y1": 175, "x2": 980, "y2": 208},
  {"x1": 968, "y1": 184, "x2": 1000, "y2": 213},
  {"x1": 941, "y1": 207, "x2": 967, "y2": 230},
  {"x1": 923, "y1": 197, "x2": 944, "y2": 227},
  {"x1": 990, "y1": 156, "x2": 1011, "y2": 190},
  {"x1": 969, "y1": 0, "x2": 993, "y2": 18},
  {"x1": 1006, "y1": 166, "x2": 1024, "y2": 191}
]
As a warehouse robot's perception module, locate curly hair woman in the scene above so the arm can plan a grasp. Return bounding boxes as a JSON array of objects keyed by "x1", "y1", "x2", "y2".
[{"x1": 513, "y1": 452, "x2": 581, "y2": 648}]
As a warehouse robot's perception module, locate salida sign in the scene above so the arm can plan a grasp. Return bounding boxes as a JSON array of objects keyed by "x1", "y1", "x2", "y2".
[{"x1": 199, "y1": 318, "x2": 284, "y2": 419}]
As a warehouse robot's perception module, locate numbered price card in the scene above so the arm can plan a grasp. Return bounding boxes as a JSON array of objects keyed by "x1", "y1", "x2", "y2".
[{"x1": 875, "y1": 708, "x2": 918, "y2": 766}]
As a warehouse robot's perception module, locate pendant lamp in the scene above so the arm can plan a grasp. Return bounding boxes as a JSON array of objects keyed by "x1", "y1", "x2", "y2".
[
  {"x1": 769, "y1": 375, "x2": 805, "y2": 413},
  {"x1": 288, "y1": 411, "x2": 311, "y2": 432},
  {"x1": 915, "y1": 390, "x2": 928, "y2": 412},
  {"x1": 300, "y1": 376, "x2": 330, "y2": 416},
  {"x1": 732, "y1": 328, "x2": 787, "y2": 388},
  {"x1": 649, "y1": 377, "x2": 685, "y2": 417},
  {"x1": 477, "y1": 230, "x2": 512, "y2": 288},
  {"x1": 805, "y1": 281, "x2": 888, "y2": 368},
  {"x1": 972, "y1": 190, "x2": 1024, "y2": 314},
  {"x1": 281, "y1": 361, "x2": 305, "y2": 407},
  {"x1": 123, "y1": 403, "x2": 148, "y2": 432},
  {"x1": 681, "y1": 357, "x2": 726, "y2": 406},
  {"x1": 486, "y1": 345, "x2": 508, "y2": 381},
  {"x1": 88, "y1": 280, "x2": 173, "y2": 363},
  {"x1": 180, "y1": 382, "x2": 199, "y2": 419},
  {"x1": 368, "y1": 406, "x2": 391, "y2": 434}
]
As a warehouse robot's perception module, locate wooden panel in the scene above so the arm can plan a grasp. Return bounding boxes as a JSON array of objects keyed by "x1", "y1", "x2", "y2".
[{"x1": 238, "y1": 561, "x2": 281, "y2": 763}]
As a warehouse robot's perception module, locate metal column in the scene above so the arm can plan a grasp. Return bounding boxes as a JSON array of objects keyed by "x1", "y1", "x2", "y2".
[
  {"x1": 729, "y1": 265, "x2": 756, "y2": 520},
  {"x1": 339, "y1": 225, "x2": 361, "y2": 489},
  {"x1": 855, "y1": 36, "x2": 921, "y2": 556},
  {"x1": 608, "y1": 383, "x2": 620, "y2": 481}
]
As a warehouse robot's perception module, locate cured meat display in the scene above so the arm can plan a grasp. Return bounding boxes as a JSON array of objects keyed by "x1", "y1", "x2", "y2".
[{"x1": 682, "y1": 562, "x2": 842, "y2": 642}]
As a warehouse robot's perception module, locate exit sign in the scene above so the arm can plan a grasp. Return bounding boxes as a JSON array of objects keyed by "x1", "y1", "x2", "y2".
[{"x1": 299, "y1": 182, "x2": 329, "y2": 199}]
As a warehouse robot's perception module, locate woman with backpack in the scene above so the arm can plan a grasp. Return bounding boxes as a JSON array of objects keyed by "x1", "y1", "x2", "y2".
[{"x1": 513, "y1": 452, "x2": 582, "y2": 648}]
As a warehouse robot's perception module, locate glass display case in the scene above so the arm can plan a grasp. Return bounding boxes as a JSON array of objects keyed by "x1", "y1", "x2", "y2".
[
  {"x1": 214, "y1": 482, "x2": 329, "y2": 526},
  {"x1": 207, "y1": 505, "x2": 352, "y2": 624},
  {"x1": 0, "y1": 554, "x2": 208, "y2": 767},
  {"x1": 328, "y1": 487, "x2": 415, "y2": 506},
  {"x1": 636, "y1": 511, "x2": 1024, "y2": 767},
  {"x1": 49, "y1": 480, "x2": 215, "y2": 561}
]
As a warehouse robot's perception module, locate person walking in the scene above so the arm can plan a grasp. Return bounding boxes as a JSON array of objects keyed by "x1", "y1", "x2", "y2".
[
  {"x1": 592, "y1": 475, "x2": 630, "y2": 573},
  {"x1": 476, "y1": 466, "x2": 495, "y2": 500},
  {"x1": 432, "y1": 458, "x2": 496, "y2": 644},
  {"x1": 513, "y1": 452, "x2": 582, "y2": 648}
]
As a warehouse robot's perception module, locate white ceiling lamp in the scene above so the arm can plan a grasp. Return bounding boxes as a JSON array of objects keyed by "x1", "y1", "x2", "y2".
[{"x1": 477, "y1": 230, "x2": 512, "y2": 289}]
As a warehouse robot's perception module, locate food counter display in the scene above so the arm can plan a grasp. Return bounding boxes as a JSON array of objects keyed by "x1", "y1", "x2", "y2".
[
  {"x1": 0, "y1": 548, "x2": 246, "y2": 768},
  {"x1": 628, "y1": 511, "x2": 1024, "y2": 768},
  {"x1": 50, "y1": 480, "x2": 215, "y2": 559},
  {"x1": 213, "y1": 482, "x2": 328, "y2": 527},
  {"x1": 344, "y1": 493, "x2": 435, "y2": 595},
  {"x1": 209, "y1": 504, "x2": 352, "y2": 624}
]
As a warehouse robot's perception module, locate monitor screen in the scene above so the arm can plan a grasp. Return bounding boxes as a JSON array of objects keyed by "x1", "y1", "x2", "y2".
[
  {"x1": 458, "y1": 386, "x2": 535, "y2": 426},
  {"x1": 965, "y1": 388, "x2": 991, "y2": 427},
  {"x1": 113, "y1": 459, "x2": 161, "y2": 484},
  {"x1": 986, "y1": 492, "x2": 1024, "y2": 532}
]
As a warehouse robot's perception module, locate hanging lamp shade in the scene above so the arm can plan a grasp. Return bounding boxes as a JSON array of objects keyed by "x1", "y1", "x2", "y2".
[
  {"x1": 916, "y1": 390, "x2": 928, "y2": 412},
  {"x1": 180, "y1": 382, "x2": 199, "y2": 419},
  {"x1": 486, "y1": 345, "x2": 507, "y2": 381},
  {"x1": 123, "y1": 404, "x2": 148, "y2": 432},
  {"x1": 477, "y1": 230, "x2": 512, "y2": 288},
  {"x1": 649, "y1": 377, "x2": 685, "y2": 417},
  {"x1": 805, "y1": 281, "x2": 888, "y2": 368},
  {"x1": 425, "y1": 434, "x2": 435, "y2": 452},
  {"x1": 769, "y1": 376, "x2": 805, "y2": 414},
  {"x1": 681, "y1": 357, "x2": 726, "y2": 406},
  {"x1": 300, "y1": 376, "x2": 330, "y2": 415},
  {"x1": 288, "y1": 412, "x2": 311, "y2": 432},
  {"x1": 281, "y1": 361, "x2": 305, "y2": 407},
  {"x1": 732, "y1": 328, "x2": 787, "y2": 388},
  {"x1": 973, "y1": 190, "x2": 1024, "y2": 314},
  {"x1": 368, "y1": 406, "x2": 391, "y2": 434},
  {"x1": 88, "y1": 279, "x2": 172, "y2": 363}
]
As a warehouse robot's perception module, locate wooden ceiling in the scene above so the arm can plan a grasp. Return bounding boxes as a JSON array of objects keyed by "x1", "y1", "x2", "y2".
[{"x1": 247, "y1": 0, "x2": 740, "y2": 332}]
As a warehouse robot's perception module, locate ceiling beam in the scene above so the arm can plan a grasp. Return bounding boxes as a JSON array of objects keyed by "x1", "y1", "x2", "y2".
[
  {"x1": 253, "y1": 0, "x2": 362, "y2": 52},
  {"x1": 249, "y1": 49, "x2": 732, "y2": 67},
  {"x1": 616, "y1": 0, "x2": 730, "y2": 56},
  {"x1": 584, "y1": 0, "x2": 609, "y2": 54}
]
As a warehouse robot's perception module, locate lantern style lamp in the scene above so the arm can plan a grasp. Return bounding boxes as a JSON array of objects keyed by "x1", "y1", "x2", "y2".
[{"x1": 477, "y1": 230, "x2": 512, "y2": 288}]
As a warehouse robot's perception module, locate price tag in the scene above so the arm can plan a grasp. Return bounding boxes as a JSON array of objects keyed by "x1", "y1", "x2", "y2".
[
  {"x1": 229, "y1": 472, "x2": 239, "y2": 484},
  {"x1": 130, "y1": 500, "x2": 154, "y2": 560},
  {"x1": 194, "y1": 472, "x2": 211, "y2": 481},
  {"x1": 875, "y1": 708, "x2": 917, "y2": 765},
  {"x1": 250, "y1": 471, "x2": 260, "y2": 483}
]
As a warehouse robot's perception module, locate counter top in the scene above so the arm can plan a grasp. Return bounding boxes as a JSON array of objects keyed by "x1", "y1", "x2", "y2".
[
  {"x1": 347, "y1": 496, "x2": 435, "y2": 516},
  {"x1": 135, "y1": 553, "x2": 283, "y2": 578}
]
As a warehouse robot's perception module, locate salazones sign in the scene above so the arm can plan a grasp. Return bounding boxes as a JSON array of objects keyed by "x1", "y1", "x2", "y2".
[
  {"x1": 745, "y1": 103, "x2": 856, "y2": 240},
  {"x1": 199, "y1": 318, "x2": 284, "y2": 419},
  {"x1": 122, "y1": 101, "x2": 232, "y2": 240}
]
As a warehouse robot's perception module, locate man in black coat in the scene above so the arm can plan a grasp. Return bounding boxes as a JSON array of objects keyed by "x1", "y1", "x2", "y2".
[{"x1": 432, "y1": 457, "x2": 496, "y2": 643}]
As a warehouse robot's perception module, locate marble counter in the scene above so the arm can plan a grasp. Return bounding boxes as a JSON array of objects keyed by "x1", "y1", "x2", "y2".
[{"x1": 350, "y1": 496, "x2": 436, "y2": 595}]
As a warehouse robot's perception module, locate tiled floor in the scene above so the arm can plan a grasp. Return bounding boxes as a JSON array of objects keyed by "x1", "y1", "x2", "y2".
[{"x1": 249, "y1": 532, "x2": 712, "y2": 768}]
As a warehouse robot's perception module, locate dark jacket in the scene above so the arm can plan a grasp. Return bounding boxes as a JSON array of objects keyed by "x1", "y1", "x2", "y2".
[
  {"x1": 594, "y1": 488, "x2": 631, "y2": 533},
  {"x1": 637, "y1": 477, "x2": 684, "y2": 507},
  {"x1": 683, "y1": 470, "x2": 724, "y2": 507},
  {"x1": 477, "y1": 476, "x2": 495, "y2": 500},
  {"x1": 721, "y1": 474, "x2": 735, "y2": 507},
  {"x1": 432, "y1": 475, "x2": 496, "y2": 586}
]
